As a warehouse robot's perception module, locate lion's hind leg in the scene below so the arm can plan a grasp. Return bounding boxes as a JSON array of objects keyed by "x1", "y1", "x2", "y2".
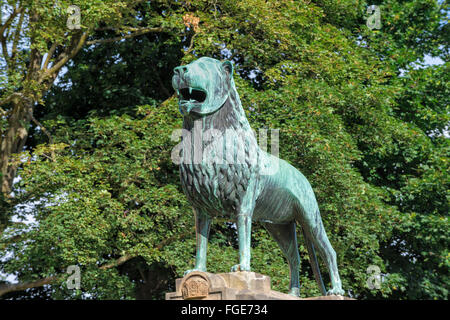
[
  {"x1": 297, "y1": 209, "x2": 344, "y2": 296},
  {"x1": 262, "y1": 221, "x2": 301, "y2": 297}
]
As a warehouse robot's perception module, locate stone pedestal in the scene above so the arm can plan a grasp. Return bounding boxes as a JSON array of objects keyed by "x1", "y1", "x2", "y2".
[{"x1": 165, "y1": 271, "x2": 351, "y2": 300}]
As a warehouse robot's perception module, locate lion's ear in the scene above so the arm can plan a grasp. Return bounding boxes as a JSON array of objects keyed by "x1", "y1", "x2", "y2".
[{"x1": 222, "y1": 60, "x2": 233, "y2": 78}]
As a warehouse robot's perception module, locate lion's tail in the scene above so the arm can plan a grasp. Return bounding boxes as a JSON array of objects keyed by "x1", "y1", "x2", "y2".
[{"x1": 301, "y1": 228, "x2": 327, "y2": 296}]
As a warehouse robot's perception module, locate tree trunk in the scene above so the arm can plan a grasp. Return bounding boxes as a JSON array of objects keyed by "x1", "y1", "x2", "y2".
[{"x1": 0, "y1": 100, "x2": 33, "y2": 197}]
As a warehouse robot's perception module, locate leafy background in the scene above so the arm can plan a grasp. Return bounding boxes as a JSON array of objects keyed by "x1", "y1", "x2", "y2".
[{"x1": 0, "y1": 0, "x2": 448, "y2": 299}]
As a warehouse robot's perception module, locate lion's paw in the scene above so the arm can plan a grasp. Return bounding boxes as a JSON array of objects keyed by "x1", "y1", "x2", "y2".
[
  {"x1": 230, "y1": 264, "x2": 251, "y2": 272},
  {"x1": 183, "y1": 268, "x2": 206, "y2": 277},
  {"x1": 326, "y1": 287, "x2": 345, "y2": 296},
  {"x1": 288, "y1": 287, "x2": 300, "y2": 297}
]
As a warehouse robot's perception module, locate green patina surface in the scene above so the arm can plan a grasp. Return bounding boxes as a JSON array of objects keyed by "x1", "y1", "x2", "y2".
[{"x1": 172, "y1": 57, "x2": 344, "y2": 296}]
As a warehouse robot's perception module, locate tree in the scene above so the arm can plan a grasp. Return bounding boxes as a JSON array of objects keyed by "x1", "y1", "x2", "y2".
[
  {"x1": 1, "y1": 0, "x2": 448, "y2": 299},
  {"x1": 0, "y1": 0, "x2": 168, "y2": 224}
]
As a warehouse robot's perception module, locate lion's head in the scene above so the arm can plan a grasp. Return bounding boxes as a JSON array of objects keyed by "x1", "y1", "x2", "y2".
[{"x1": 172, "y1": 57, "x2": 234, "y2": 116}]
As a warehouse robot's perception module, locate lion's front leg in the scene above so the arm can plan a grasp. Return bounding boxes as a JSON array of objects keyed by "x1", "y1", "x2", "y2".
[
  {"x1": 184, "y1": 209, "x2": 212, "y2": 276},
  {"x1": 230, "y1": 178, "x2": 259, "y2": 272},
  {"x1": 231, "y1": 213, "x2": 252, "y2": 272}
]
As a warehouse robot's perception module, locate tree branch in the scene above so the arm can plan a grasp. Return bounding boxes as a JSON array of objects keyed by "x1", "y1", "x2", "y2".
[
  {"x1": 0, "y1": 253, "x2": 136, "y2": 297},
  {"x1": 85, "y1": 27, "x2": 163, "y2": 45},
  {"x1": 0, "y1": 6, "x2": 23, "y2": 36},
  {"x1": 99, "y1": 254, "x2": 135, "y2": 270},
  {"x1": 49, "y1": 32, "x2": 87, "y2": 74},
  {"x1": 0, "y1": 6, "x2": 24, "y2": 67},
  {"x1": 0, "y1": 275, "x2": 58, "y2": 297},
  {"x1": 24, "y1": 12, "x2": 42, "y2": 83},
  {"x1": 39, "y1": 32, "x2": 88, "y2": 84},
  {"x1": 0, "y1": 225, "x2": 197, "y2": 298},
  {"x1": 11, "y1": 9, "x2": 24, "y2": 60},
  {"x1": 0, "y1": 32, "x2": 10, "y2": 63},
  {"x1": 0, "y1": 92, "x2": 26, "y2": 107},
  {"x1": 42, "y1": 42, "x2": 58, "y2": 71},
  {"x1": 185, "y1": 32, "x2": 198, "y2": 55}
]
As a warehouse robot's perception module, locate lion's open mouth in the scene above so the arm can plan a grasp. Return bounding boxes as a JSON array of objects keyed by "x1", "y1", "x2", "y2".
[{"x1": 178, "y1": 87, "x2": 207, "y2": 103}]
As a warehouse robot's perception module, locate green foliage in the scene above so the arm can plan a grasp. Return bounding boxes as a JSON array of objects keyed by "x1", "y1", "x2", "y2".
[
  {"x1": 1, "y1": 0, "x2": 448, "y2": 300},
  {"x1": 0, "y1": 0, "x2": 141, "y2": 100}
]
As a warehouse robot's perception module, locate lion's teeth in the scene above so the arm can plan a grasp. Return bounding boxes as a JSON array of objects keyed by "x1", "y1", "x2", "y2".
[{"x1": 189, "y1": 87, "x2": 192, "y2": 95}]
